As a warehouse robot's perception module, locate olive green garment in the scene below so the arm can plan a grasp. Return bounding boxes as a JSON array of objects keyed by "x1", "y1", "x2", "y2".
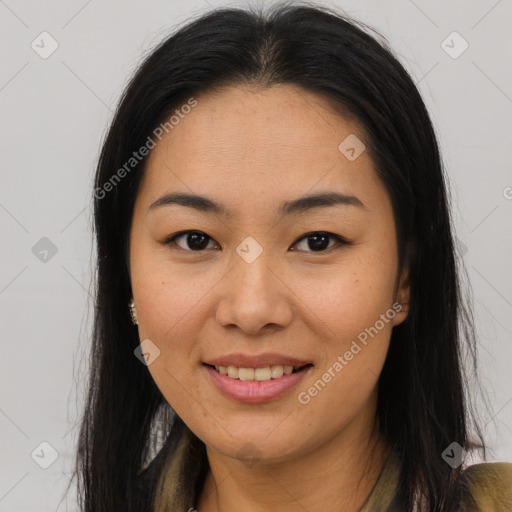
[
  {"x1": 136, "y1": 429, "x2": 512, "y2": 511},
  {"x1": 359, "y1": 447, "x2": 512, "y2": 512}
]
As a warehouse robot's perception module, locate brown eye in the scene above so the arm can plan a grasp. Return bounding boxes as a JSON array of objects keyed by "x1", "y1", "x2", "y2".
[
  {"x1": 165, "y1": 231, "x2": 219, "y2": 251},
  {"x1": 163, "y1": 230, "x2": 349, "y2": 253},
  {"x1": 290, "y1": 232, "x2": 348, "y2": 252}
]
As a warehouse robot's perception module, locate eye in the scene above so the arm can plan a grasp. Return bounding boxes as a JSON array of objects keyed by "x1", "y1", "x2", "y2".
[
  {"x1": 290, "y1": 232, "x2": 348, "y2": 253},
  {"x1": 164, "y1": 230, "x2": 220, "y2": 251},
  {"x1": 163, "y1": 230, "x2": 349, "y2": 253}
]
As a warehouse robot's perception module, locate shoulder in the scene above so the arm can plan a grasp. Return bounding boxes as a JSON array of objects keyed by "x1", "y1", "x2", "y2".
[{"x1": 461, "y1": 461, "x2": 512, "y2": 511}]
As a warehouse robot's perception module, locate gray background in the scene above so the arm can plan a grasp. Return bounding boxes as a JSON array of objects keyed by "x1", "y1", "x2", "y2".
[{"x1": 1, "y1": 0, "x2": 511, "y2": 510}]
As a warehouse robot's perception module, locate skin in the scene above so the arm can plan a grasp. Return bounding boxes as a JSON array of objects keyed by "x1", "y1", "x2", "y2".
[{"x1": 128, "y1": 83, "x2": 410, "y2": 512}]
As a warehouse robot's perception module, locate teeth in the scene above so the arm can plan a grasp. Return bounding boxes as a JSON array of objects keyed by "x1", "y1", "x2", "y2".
[
  {"x1": 227, "y1": 366, "x2": 238, "y2": 379},
  {"x1": 270, "y1": 365, "x2": 284, "y2": 379},
  {"x1": 214, "y1": 364, "x2": 299, "y2": 381},
  {"x1": 238, "y1": 368, "x2": 254, "y2": 381},
  {"x1": 255, "y1": 367, "x2": 271, "y2": 381}
]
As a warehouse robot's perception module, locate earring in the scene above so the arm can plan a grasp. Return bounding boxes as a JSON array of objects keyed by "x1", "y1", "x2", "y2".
[{"x1": 128, "y1": 299, "x2": 138, "y2": 325}]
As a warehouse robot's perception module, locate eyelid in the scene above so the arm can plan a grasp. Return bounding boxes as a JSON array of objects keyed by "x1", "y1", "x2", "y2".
[
  {"x1": 163, "y1": 230, "x2": 219, "y2": 251},
  {"x1": 290, "y1": 231, "x2": 350, "y2": 252},
  {"x1": 163, "y1": 230, "x2": 351, "y2": 253}
]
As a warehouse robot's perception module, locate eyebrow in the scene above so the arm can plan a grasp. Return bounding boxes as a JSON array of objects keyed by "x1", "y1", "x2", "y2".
[{"x1": 148, "y1": 191, "x2": 365, "y2": 217}]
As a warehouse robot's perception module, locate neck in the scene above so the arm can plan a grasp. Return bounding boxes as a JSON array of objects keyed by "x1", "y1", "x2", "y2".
[{"x1": 196, "y1": 394, "x2": 391, "y2": 512}]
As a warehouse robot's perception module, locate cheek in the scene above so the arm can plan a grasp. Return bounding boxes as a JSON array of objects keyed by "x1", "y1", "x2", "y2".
[
  {"x1": 293, "y1": 241, "x2": 397, "y2": 394},
  {"x1": 132, "y1": 264, "x2": 208, "y2": 415},
  {"x1": 130, "y1": 246, "x2": 217, "y2": 344},
  {"x1": 129, "y1": 256, "x2": 225, "y2": 417},
  {"x1": 296, "y1": 279, "x2": 393, "y2": 434},
  {"x1": 296, "y1": 246, "x2": 398, "y2": 339}
]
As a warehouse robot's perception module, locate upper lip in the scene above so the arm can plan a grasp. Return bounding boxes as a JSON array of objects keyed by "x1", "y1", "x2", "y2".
[{"x1": 204, "y1": 353, "x2": 312, "y2": 368}]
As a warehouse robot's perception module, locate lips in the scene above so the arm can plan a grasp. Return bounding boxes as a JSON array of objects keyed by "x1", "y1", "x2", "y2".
[{"x1": 203, "y1": 362, "x2": 313, "y2": 403}]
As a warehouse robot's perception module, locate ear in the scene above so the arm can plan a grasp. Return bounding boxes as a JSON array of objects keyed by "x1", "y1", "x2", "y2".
[
  {"x1": 129, "y1": 298, "x2": 139, "y2": 326},
  {"x1": 393, "y1": 246, "x2": 413, "y2": 327}
]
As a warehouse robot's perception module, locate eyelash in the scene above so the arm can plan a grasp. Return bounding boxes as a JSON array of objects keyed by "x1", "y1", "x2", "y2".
[{"x1": 162, "y1": 230, "x2": 351, "y2": 254}]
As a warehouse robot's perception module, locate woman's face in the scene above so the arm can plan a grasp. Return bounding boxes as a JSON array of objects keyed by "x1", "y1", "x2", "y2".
[{"x1": 129, "y1": 84, "x2": 410, "y2": 463}]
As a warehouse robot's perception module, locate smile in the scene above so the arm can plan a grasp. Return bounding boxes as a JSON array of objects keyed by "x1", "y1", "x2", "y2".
[
  {"x1": 209, "y1": 364, "x2": 310, "y2": 381},
  {"x1": 203, "y1": 363, "x2": 313, "y2": 403}
]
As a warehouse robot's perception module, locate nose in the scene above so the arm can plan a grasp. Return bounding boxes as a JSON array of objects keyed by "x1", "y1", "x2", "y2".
[{"x1": 215, "y1": 248, "x2": 293, "y2": 335}]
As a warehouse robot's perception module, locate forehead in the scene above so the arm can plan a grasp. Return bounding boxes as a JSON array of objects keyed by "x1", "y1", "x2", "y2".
[{"x1": 137, "y1": 84, "x2": 387, "y2": 216}]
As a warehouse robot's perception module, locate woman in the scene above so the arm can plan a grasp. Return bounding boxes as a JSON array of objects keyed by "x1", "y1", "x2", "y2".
[{"x1": 73, "y1": 3, "x2": 512, "y2": 511}]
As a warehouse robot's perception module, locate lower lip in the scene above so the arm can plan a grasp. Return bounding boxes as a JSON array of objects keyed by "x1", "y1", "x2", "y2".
[{"x1": 203, "y1": 364, "x2": 313, "y2": 403}]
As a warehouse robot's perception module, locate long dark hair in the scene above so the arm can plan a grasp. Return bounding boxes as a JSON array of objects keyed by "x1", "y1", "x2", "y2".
[{"x1": 72, "y1": 2, "x2": 488, "y2": 511}]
